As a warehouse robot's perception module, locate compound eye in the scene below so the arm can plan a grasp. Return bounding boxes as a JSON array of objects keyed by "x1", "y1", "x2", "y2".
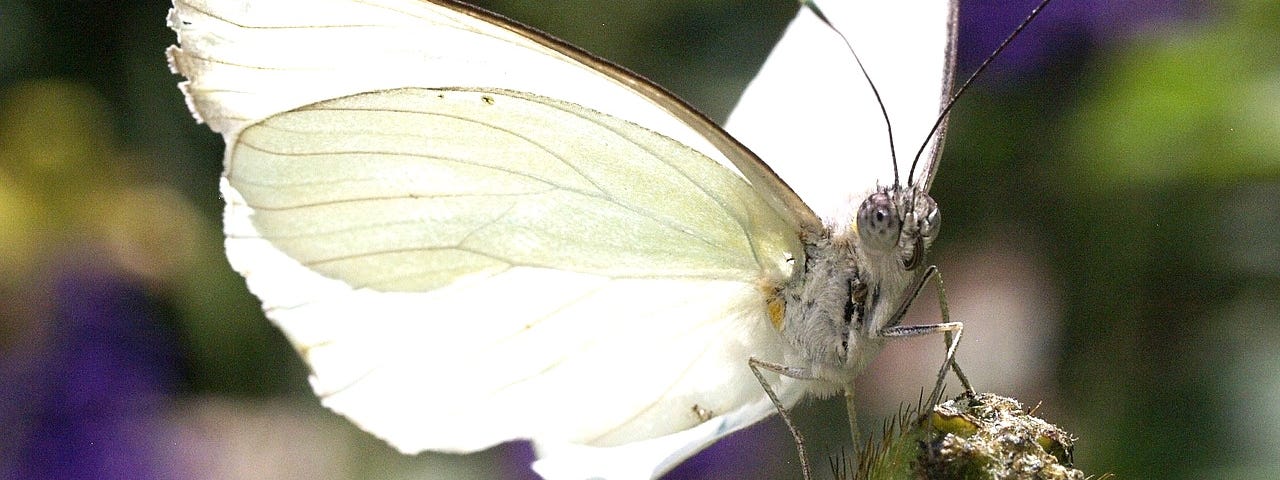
[{"x1": 856, "y1": 192, "x2": 901, "y2": 251}]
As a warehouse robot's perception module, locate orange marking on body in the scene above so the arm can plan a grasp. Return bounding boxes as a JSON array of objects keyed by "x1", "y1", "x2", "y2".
[{"x1": 759, "y1": 282, "x2": 786, "y2": 331}]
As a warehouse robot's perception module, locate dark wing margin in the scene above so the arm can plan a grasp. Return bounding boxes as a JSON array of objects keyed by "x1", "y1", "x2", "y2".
[
  {"x1": 918, "y1": 0, "x2": 961, "y2": 193},
  {"x1": 427, "y1": 0, "x2": 824, "y2": 235}
]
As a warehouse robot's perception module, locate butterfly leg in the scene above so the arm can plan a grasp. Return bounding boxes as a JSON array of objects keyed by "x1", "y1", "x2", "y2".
[
  {"x1": 749, "y1": 357, "x2": 817, "y2": 480},
  {"x1": 924, "y1": 266, "x2": 974, "y2": 395},
  {"x1": 916, "y1": 267, "x2": 972, "y2": 399},
  {"x1": 878, "y1": 265, "x2": 974, "y2": 408}
]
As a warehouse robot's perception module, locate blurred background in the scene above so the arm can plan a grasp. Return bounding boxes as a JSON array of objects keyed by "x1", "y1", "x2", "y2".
[{"x1": 1, "y1": 0, "x2": 1276, "y2": 478}]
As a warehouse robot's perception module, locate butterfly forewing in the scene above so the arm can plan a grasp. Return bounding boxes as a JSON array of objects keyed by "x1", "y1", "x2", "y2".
[{"x1": 228, "y1": 88, "x2": 799, "y2": 288}]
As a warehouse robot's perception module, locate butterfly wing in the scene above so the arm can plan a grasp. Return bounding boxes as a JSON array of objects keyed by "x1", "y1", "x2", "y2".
[
  {"x1": 168, "y1": 0, "x2": 811, "y2": 461},
  {"x1": 726, "y1": 0, "x2": 957, "y2": 227},
  {"x1": 167, "y1": 0, "x2": 818, "y2": 232}
]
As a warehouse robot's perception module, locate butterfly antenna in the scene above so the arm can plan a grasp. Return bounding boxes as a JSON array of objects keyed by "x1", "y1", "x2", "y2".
[
  {"x1": 907, "y1": 0, "x2": 1056, "y2": 187},
  {"x1": 801, "y1": 0, "x2": 901, "y2": 188}
]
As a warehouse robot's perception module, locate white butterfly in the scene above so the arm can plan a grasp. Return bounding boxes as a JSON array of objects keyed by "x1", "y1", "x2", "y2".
[{"x1": 167, "y1": 0, "x2": 959, "y2": 478}]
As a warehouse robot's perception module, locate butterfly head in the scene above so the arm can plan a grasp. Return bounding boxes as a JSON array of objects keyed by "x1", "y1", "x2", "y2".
[{"x1": 855, "y1": 186, "x2": 939, "y2": 272}]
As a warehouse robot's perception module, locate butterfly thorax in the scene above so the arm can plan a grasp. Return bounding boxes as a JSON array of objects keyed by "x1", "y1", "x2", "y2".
[
  {"x1": 777, "y1": 230, "x2": 863, "y2": 394},
  {"x1": 779, "y1": 185, "x2": 940, "y2": 393}
]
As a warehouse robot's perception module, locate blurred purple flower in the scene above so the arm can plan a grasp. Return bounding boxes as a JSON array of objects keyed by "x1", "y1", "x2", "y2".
[
  {"x1": 661, "y1": 419, "x2": 793, "y2": 480},
  {"x1": 957, "y1": 0, "x2": 1200, "y2": 81},
  {"x1": 1, "y1": 257, "x2": 182, "y2": 480}
]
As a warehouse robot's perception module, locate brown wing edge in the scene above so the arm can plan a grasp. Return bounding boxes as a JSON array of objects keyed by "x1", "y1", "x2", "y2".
[
  {"x1": 918, "y1": 0, "x2": 961, "y2": 193},
  {"x1": 428, "y1": 0, "x2": 824, "y2": 236}
]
